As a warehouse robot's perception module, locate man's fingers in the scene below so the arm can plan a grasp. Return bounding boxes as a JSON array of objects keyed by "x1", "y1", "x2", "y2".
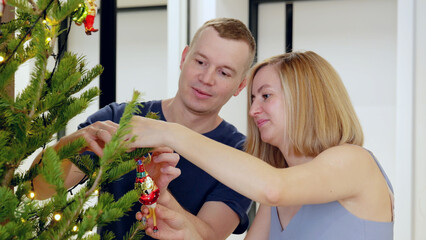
[
  {"x1": 86, "y1": 138, "x2": 104, "y2": 157},
  {"x1": 145, "y1": 227, "x2": 162, "y2": 239},
  {"x1": 155, "y1": 205, "x2": 178, "y2": 222},
  {"x1": 143, "y1": 205, "x2": 188, "y2": 240},
  {"x1": 156, "y1": 166, "x2": 181, "y2": 190},
  {"x1": 153, "y1": 152, "x2": 179, "y2": 166},
  {"x1": 151, "y1": 147, "x2": 174, "y2": 154},
  {"x1": 95, "y1": 128, "x2": 113, "y2": 143},
  {"x1": 161, "y1": 166, "x2": 181, "y2": 179},
  {"x1": 140, "y1": 205, "x2": 150, "y2": 214},
  {"x1": 135, "y1": 211, "x2": 143, "y2": 221},
  {"x1": 93, "y1": 120, "x2": 119, "y2": 134}
]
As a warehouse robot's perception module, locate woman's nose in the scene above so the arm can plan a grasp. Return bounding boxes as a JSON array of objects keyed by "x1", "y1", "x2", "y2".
[{"x1": 249, "y1": 100, "x2": 261, "y2": 117}]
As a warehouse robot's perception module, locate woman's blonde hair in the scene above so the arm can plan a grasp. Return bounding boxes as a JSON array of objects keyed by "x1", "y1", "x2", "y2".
[{"x1": 245, "y1": 51, "x2": 364, "y2": 168}]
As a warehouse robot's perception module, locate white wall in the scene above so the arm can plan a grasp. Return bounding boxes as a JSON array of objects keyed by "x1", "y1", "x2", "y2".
[
  {"x1": 258, "y1": 3, "x2": 286, "y2": 61},
  {"x1": 395, "y1": 0, "x2": 415, "y2": 238},
  {"x1": 414, "y1": 0, "x2": 426, "y2": 238},
  {"x1": 294, "y1": 0, "x2": 397, "y2": 182},
  {"x1": 116, "y1": 9, "x2": 168, "y2": 102},
  {"x1": 167, "y1": 0, "x2": 187, "y2": 98}
]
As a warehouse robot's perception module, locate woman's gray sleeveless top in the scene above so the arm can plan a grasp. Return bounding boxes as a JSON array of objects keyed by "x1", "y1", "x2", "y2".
[{"x1": 268, "y1": 151, "x2": 393, "y2": 240}]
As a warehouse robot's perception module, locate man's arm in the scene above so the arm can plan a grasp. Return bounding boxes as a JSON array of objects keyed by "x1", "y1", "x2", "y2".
[
  {"x1": 32, "y1": 120, "x2": 118, "y2": 199},
  {"x1": 33, "y1": 159, "x2": 86, "y2": 200},
  {"x1": 244, "y1": 204, "x2": 270, "y2": 240},
  {"x1": 196, "y1": 201, "x2": 240, "y2": 239}
]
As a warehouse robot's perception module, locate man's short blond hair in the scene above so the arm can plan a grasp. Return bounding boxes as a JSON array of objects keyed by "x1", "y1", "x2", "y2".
[{"x1": 190, "y1": 18, "x2": 256, "y2": 72}]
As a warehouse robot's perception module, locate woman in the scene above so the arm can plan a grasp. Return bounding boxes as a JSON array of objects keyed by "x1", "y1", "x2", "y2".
[{"x1": 132, "y1": 51, "x2": 393, "y2": 239}]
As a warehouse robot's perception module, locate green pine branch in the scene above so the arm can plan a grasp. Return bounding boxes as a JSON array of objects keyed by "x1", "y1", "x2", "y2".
[
  {"x1": 0, "y1": 0, "x2": 158, "y2": 239},
  {"x1": 123, "y1": 222, "x2": 145, "y2": 240}
]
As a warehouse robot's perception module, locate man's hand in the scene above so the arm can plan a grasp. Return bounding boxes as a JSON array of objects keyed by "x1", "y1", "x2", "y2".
[
  {"x1": 145, "y1": 147, "x2": 180, "y2": 191},
  {"x1": 32, "y1": 120, "x2": 118, "y2": 200},
  {"x1": 75, "y1": 120, "x2": 119, "y2": 156},
  {"x1": 136, "y1": 204, "x2": 202, "y2": 240}
]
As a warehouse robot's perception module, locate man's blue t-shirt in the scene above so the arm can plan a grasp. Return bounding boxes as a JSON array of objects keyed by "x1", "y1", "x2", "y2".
[{"x1": 78, "y1": 100, "x2": 252, "y2": 239}]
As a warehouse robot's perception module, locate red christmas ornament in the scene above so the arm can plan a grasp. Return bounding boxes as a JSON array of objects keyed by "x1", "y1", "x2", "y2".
[
  {"x1": 83, "y1": 0, "x2": 98, "y2": 35},
  {"x1": 135, "y1": 155, "x2": 159, "y2": 232},
  {"x1": 71, "y1": 0, "x2": 98, "y2": 35}
]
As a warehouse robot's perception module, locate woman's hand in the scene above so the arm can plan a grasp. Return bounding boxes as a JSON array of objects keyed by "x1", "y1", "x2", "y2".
[
  {"x1": 136, "y1": 204, "x2": 202, "y2": 240},
  {"x1": 128, "y1": 116, "x2": 172, "y2": 149}
]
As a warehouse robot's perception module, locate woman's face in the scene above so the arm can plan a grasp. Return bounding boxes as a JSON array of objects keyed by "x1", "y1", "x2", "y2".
[{"x1": 249, "y1": 65, "x2": 288, "y2": 148}]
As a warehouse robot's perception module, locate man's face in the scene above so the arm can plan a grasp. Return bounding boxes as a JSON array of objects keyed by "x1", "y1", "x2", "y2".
[{"x1": 176, "y1": 27, "x2": 251, "y2": 116}]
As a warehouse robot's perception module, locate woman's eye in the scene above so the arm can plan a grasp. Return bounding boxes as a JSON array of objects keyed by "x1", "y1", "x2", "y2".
[{"x1": 262, "y1": 94, "x2": 270, "y2": 99}]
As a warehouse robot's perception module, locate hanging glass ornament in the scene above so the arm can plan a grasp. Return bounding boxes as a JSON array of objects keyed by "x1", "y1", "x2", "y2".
[
  {"x1": 135, "y1": 154, "x2": 160, "y2": 232},
  {"x1": 71, "y1": 0, "x2": 98, "y2": 35}
]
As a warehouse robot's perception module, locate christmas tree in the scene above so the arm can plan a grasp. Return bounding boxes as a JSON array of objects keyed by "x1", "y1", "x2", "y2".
[{"x1": 0, "y1": 0, "x2": 148, "y2": 239}]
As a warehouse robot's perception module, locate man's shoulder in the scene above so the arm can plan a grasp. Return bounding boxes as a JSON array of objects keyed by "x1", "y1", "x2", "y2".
[
  {"x1": 138, "y1": 100, "x2": 162, "y2": 115},
  {"x1": 78, "y1": 100, "x2": 163, "y2": 129},
  {"x1": 207, "y1": 120, "x2": 246, "y2": 150},
  {"x1": 101, "y1": 100, "x2": 162, "y2": 115},
  {"x1": 78, "y1": 102, "x2": 125, "y2": 128}
]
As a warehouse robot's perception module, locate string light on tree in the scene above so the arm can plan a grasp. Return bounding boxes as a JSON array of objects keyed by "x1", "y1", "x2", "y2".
[
  {"x1": 28, "y1": 191, "x2": 36, "y2": 199},
  {"x1": 53, "y1": 213, "x2": 62, "y2": 221}
]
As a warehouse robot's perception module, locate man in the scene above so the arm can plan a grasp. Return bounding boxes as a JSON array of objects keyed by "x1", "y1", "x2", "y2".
[{"x1": 34, "y1": 18, "x2": 256, "y2": 239}]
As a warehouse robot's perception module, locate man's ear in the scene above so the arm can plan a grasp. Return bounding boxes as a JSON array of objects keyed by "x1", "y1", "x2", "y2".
[
  {"x1": 180, "y1": 46, "x2": 190, "y2": 70},
  {"x1": 233, "y1": 78, "x2": 247, "y2": 96}
]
